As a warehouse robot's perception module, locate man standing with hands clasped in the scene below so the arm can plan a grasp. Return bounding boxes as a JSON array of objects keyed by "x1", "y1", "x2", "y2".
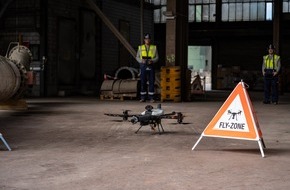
[
  {"x1": 262, "y1": 44, "x2": 281, "y2": 104},
  {"x1": 136, "y1": 33, "x2": 159, "y2": 103}
]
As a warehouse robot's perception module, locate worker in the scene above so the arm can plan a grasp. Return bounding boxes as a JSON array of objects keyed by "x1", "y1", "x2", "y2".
[
  {"x1": 262, "y1": 44, "x2": 281, "y2": 104},
  {"x1": 136, "y1": 33, "x2": 159, "y2": 102}
]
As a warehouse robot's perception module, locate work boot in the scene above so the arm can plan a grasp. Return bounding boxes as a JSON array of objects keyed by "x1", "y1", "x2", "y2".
[{"x1": 140, "y1": 99, "x2": 145, "y2": 102}]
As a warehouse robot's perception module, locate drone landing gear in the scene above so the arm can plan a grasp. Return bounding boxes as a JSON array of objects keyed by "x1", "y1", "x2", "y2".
[
  {"x1": 157, "y1": 123, "x2": 165, "y2": 134},
  {"x1": 135, "y1": 122, "x2": 165, "y2": 135}
]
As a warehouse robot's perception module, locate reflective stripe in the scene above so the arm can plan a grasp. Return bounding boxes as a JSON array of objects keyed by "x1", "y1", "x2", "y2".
[
  {"x1": 148, "y1": 92, "x2": 154, "y2": 95},
  {"x1": 140, "y1": 92, "x2": 147, "y2": 95}
]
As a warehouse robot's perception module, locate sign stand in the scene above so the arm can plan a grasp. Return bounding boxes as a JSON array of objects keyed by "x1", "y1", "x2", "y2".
[
  {"x1": 0, "y1": 133, "x2": 12, "y2": 151},
  {"x1": 257, "y1": 138, "x2": 265, "y2": 157},
  {"x1": 192, "y1": 81, "x2": 266, "y2": 157}
]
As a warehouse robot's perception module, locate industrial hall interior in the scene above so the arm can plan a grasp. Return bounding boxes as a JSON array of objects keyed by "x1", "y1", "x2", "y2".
[{"x1": 1, "y1": 0, "x2": 290, "y2": 189}]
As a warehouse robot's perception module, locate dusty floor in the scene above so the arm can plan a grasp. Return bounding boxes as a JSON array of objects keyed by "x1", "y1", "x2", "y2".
[{"x1": 0, "y1": 91, "x2": 290, "y2": 190}]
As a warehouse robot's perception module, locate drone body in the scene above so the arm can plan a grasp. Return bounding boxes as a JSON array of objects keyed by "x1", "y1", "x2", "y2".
[{"x1": 104, "y1": 104, "x2": 184, "y2": 134}]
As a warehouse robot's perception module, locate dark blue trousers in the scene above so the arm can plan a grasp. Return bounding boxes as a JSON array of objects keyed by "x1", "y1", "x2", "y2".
[
  {"x1": 264, "y1": 76, "x2": 278, "y2": 102},
  {"x1": 140, "y1": 64, "x2": 155, "y2": 100}
]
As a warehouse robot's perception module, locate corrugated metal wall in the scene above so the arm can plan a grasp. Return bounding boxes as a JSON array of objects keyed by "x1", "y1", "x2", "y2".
[{"x1": 101, "y1": 0, "x2": 154, "y2": 75}]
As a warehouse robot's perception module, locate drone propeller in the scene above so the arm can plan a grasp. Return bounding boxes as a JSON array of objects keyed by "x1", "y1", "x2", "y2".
[
  {"x1": 122, "y1": 110, "x2": 131, "y2": 120},
  {"x1": 161, "y1": 112, "x2": 184, "y2": 124},
  {"x1": 176, "y1": 112, "x2": 184, "y2": 124},
  {"x1": 104, "y1": 109, "x2": 132, "y2": 121},
  {"x1": 122, "y1": 109, "x2": 131, "y2": 114}
]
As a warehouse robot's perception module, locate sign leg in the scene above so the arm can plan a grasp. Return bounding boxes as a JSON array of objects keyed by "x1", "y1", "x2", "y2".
[
  {"x1": 261, "y1": 138, "x2": 266, "y2": 149},
  {"x1": 192, "y1": 135, "x2": 203, "y2": 150},
  {"x1": 258, "y1": 139, "x2": 265, "y2": 158},
  {"x1": 0, "y1": 134, "x2": 12, "y2": 151}
]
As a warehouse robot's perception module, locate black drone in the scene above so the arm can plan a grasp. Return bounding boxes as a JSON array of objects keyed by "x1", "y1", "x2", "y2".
[{"x1": 104, "y1": 104, "x2": 184, "y2": 134}]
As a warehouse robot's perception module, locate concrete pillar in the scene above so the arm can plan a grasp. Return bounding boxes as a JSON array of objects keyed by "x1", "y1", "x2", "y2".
[
  {"x1": 165, "y1": 0, "x2": 188, "y2": 101},
  {"x1": 215, "y1": 0, "x2": 222, "y2": 25},
  {"x1": 40, "y1": 0, "x2": 48, "y2": 96},
  {"x1": 273, "y1": 0, "x2": 282, "y2": 54},
  {"x1": 273, "y1": 0, "x2": 283, "y2": 94},
  {"x1": 140, "y1": 0, "x2": 144, "y2": 44}
]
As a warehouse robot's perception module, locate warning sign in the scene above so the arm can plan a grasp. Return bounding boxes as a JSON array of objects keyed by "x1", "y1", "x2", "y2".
[
  {"x1": 203, "y1": 82, "x2": 262, "y2": 140},
  {"x1": 192, "y1": 82, "x2": 266, "y2": 157}
]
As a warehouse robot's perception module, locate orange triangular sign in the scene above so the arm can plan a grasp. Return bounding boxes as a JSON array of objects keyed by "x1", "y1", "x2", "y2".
[
  {"x1": 204, "y1": 82, "x2": 262, "y2": 140},
  {"x1": 192, "y1": 82, "x2": 266, "y2": 157}
]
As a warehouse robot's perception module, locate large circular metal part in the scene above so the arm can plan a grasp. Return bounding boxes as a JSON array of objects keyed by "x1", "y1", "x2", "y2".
[
  {"x1": 100, "y1": 80, "x2": 116, "y2": 91},
  {"x1": 8, "y1": 45, "x2": 33, "y2": 71},
  {"x1": 115, "y1": 66, "x2": 139, "y2": 79},
  {"x1": 12, "y1": 61, "x2": 28, "y2": 99},
  {"x1": 118, "y1": 79, "x2": 138, "y2": 93}
]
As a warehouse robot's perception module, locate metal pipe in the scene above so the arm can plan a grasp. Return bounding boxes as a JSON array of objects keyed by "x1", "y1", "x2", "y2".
[
  {"x1": 0, "y1": 56, "x2": 21, "y2": 101},
  {"x1": 0, "y1": 44, "x2": 32, "y2": 102}
]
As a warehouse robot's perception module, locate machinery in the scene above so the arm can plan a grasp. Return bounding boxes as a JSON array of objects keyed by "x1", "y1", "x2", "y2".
[
  {"x1": 0, "y1": 42, "x2": 32, "y2": 149},
  {"x1": 100, "y1": 66, "x2": 161, "y2": 100},
  {"x1": 0, "y1": 42, "x2": 32, "y2": 104},
  {"x1": 105, "y1": 104, "x2": 184, "y2": 134},
  {"x1": 100, "y1": 67, "x2": 140, "y2": 100}
]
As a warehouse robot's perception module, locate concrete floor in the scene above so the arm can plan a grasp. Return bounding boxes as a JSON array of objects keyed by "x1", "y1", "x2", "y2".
[{"x1": 0, "y1": 91, "x2": 290, "y2": 190}]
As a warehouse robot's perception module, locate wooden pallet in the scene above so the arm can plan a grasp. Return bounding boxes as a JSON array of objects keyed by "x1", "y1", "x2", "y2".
[
  {"x1": 160, "y1": 97, "x2": 181, "y2": 102},
  {"x1": 0, "y1": 99, "x2": 27, "y2": 110},
  {"x1": 100, "y1": 94, "x2": 124, "y2": 101},
  {"x1": 100, "y1": 93, "x2": 137, "y2": 101},
  {"x1": 160, "y1": 93, "x2": 181, "y2": 102}
]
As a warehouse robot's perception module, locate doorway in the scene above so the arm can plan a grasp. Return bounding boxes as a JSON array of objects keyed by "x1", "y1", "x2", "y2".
[
  {"x1": 80, "y1": 10, "x2": 97, "y2": 94},
  {"x1": 188, "y1": 46, "x2": 212, "y2": 90},
  {"x1": 57, "y1": 18, "x2": 77, "y2": 89},
  {"x1": 119, "y1": 20, "x2": 130, "y2": 67}
]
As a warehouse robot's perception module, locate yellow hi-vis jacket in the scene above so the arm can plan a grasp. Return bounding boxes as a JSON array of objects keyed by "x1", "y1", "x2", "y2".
[
  {"x1": 139, "y1": 44, "x2": 157, "y2": 59},
  {"x1": 263, "y1": 54, "x2": 280, "y2": 70}
]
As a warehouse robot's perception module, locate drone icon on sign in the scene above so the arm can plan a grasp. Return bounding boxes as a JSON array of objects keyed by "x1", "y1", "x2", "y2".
[{"x1": 227, "y1": 110, "x2": 242, "y2": 121}]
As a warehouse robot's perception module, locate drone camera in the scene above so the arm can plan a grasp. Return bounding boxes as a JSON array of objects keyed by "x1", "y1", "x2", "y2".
[
  {"x1": 131, "y1": 116, "x2": 139, "y2": 124},
  {"x1": 145, "y1": 105, "x2": 153, "y2": 111}
]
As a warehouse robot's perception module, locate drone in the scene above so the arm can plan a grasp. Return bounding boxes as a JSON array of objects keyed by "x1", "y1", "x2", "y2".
[{"x1": 104, "y1": 104, "x2": 184, "y2": 134}]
